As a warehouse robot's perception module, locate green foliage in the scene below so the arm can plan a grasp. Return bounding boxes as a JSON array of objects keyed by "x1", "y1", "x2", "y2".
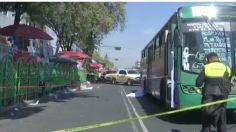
[
  {"x1": 92, "y1": 51, "x2": 114, "y2": 69},
  {"x1": 0, "y1": 2, "x2": 127, "y2": 56},
  {"x1": 28, "y1": 2, "x2": 127, "y2": 54}
]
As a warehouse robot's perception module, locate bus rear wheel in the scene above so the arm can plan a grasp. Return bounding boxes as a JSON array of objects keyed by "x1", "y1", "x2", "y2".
[
  {"x1": 143, "y1": 79, "x2": 151, "y2": 96},
  {"x1": 143, "y1": 79, "x2": 147, "y2": 93}
]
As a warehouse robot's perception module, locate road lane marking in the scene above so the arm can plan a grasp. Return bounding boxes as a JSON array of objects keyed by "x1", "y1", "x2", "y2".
[
  {"x1": 121, "y1": 91, "x2": 138, "y2": 132},
  {"x1": 122, "y1": 87, "x2": 148, "y2": 132},
  {"x1": 52, "y1": 97, "x2": 236, "y2": 132}
]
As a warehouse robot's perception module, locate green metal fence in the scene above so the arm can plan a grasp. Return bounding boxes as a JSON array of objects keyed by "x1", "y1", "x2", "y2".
[
  {"x1": 79, "y1": 69, "x2": 87, "y2": 82},
  {"x1": 0, "y1": 55, "x2": 86, "y2": 108},
  {"x1": 17, "y1": 58, "x2": 30, "y2": 101},
  {"x1": 0, "y1": 55, "x2": 17, "y2": 106},
  {"x1": 86, "y1": 69, "x2": 98, "y2": 82}
]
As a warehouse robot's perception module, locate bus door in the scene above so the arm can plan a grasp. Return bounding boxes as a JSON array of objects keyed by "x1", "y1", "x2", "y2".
[{"x1": 165, "y1": 31, "x2": 174, "y2": 107}]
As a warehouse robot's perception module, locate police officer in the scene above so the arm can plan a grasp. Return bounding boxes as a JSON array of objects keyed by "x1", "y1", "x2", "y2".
[{"x1": 196, "y1": 52, "x2": 232, "y2": 132}]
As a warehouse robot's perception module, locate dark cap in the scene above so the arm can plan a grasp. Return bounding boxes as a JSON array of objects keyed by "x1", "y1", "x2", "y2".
[{"x1": 207, "y1": 52, "x2": 218, "y2": 59}]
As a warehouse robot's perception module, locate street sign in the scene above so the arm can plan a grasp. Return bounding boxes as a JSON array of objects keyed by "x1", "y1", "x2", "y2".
[{"x1": 114, "y1": 47, "x2": 121, "y2": 51}]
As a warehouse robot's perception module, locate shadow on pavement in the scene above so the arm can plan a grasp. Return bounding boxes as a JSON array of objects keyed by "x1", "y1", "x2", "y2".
[
  {"x1": 171, "y1": 129, "x2": 182, "y2": 132},
  {"x1": 227, "y1": 124, "x2": 236, "y2": 131},
  {"x1": 136, "y1": 94, "x2": 236, "y2": 125},
  {"x1": 39, "y1": 87, "x2": 99, "y2": 104},
  {"x1": 93, "y1": 81, "x2": 140, "y2": 87},
  {"x1": 75, "y1": 92, "x2": 99, "y2": 98},
  {"x1": 0, "y1": 87, "x2": 99, "y2": 120},
  {"x1": 0, "y1": 105, "x2": 46, "y2": 120}
]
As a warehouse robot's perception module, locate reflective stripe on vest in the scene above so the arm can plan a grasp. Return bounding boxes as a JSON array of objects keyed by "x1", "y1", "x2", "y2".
[{"x1": 204, "y1": 62, "x2": 231, "y2": 77}]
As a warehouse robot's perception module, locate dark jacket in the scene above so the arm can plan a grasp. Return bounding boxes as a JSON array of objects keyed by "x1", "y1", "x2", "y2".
[{"x1": 196, "y1": 62, "x2": 231, "y2": 96}]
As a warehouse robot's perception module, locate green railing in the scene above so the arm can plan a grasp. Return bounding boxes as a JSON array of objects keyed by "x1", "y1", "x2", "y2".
[
  {"x1": 0, "y1": 55, "x2": 17, "y2": 106},
  {"x1": 0, "y1": 55, "x2": 86, "y2": 108},
  {"x1": 86, "y1": 69, "x2": 98, "y2": 82}
]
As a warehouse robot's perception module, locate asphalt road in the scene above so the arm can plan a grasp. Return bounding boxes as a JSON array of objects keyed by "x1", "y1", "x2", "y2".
[{"x1": 0, "y1": 83, "x2": 236, "y2": 132}]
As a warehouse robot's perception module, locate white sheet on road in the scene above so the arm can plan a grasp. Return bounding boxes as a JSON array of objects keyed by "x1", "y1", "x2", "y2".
[
  {"x1": 29, "y1": 100, "x2": 39, "y2": 106},
  {"x1": 80, "y1": 81, "x2": 93, "y2": 90},
  {"x1": 126, "y1": 89, "x2": 145, "y2": 98},
  {"x1": 81, "y1": 86, "x2": 93, "y2": 90}
]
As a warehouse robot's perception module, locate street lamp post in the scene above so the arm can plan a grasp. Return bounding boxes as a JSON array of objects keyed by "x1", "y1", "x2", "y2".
[{"x1": 98, "y1": 45, "x2": 121, "y2": 69}]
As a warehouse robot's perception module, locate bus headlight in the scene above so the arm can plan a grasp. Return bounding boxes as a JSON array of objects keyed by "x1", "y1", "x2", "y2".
[{"x1": 181, "y1": 85, "x2": 202, "y2": 94}]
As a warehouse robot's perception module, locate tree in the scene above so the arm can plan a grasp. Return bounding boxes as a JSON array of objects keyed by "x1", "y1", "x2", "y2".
[
  {"x1": 28, "y1": 2, "x2": 126, "y2": 54},
  {"x1": 104, "y1": 54, "x2": 108, "y2": 59},
  {"x1": 92, "y1": 51, "x2": 114, "y2": 69},
  {"x1": 0, "y1": 2, "x2": 127, "y2": 55},
  {"x1": 77, "y1": 3, "x2": 126, "y2": 55},
  {"x1": 27, "y1": 3, "x2": 70, "y2": 52}
]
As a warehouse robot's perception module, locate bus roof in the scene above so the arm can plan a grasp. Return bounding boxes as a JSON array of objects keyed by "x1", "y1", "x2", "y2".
[
  {"x1": 141, "y1": 3, "x2": 236, "y2": 52},
  {"x1": 179, "y1": 3, "x2": 236, "y2": 9},
  {"x1": 179, "y1": 4, "x2": 236, "y2": 19}
]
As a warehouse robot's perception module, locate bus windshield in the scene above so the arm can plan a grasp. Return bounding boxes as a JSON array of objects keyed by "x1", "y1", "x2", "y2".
[{"x1": 181, "y1": 20, "x2": 236, "y2": 73}]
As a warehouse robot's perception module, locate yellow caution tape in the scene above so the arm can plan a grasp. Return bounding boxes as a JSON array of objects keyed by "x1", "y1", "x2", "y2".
[{"x1": 52, "y1": 97, "x2": 236, "y2": 132}]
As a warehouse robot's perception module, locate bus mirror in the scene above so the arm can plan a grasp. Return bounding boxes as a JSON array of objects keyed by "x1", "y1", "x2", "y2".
[{"x1": 174, "y1": 29, "x2": 181, "y2": 47}]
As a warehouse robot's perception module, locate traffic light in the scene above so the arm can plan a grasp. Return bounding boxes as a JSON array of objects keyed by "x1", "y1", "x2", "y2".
[{"x1": 114, "y1": 47, "x2": 121, "y2": 51}]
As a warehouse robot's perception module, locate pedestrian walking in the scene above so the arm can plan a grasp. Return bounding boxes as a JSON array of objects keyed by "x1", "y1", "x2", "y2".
[{"x1": 196, "y1": 52, "x2": 233, "y2": 132}]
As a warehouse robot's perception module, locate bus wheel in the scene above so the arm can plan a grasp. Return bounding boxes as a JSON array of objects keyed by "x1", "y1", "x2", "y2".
[
  {"x1": 143, "y1": 79, "x2": 150, "y2": 96},
  {"x1": 112, "y1": 78, "x2": 116, "y2": 84},
  {"x1": 127, "y1": 80, "x2": 133, "y2": 86},
  {"x1": 143, "y1": 79, "x2": 147, "y2": 93},
  {"x1": 160, "y1": 79, "x2": 168, "y2": 108}
]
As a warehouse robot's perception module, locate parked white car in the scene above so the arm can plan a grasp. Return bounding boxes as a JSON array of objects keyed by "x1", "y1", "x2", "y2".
[{"x1": 106, "y1": 69, "x2": 140, "y2": 86}]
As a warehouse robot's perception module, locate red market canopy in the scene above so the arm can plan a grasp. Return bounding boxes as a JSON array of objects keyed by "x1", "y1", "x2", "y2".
[
  {"x1": 0, "y1": 24, "x2": 53, "y2": 40},
  {"x1": 49, "y1": 56, "x2": 78, "y2": 65},
  {"x1": 57, "y1": 51, "x2": 91, "y2": 60},
  {"x1": 89, "y1": 63, "x2": 102, "y2": 69},
  {"x1": 13, "y1": 52, "x2": 37, "y2": 63}
]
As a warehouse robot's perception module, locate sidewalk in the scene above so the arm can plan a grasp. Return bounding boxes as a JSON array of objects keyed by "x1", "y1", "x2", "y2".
[{"x1": 0, "y1": 86, "x2": 78, "y2": 114}]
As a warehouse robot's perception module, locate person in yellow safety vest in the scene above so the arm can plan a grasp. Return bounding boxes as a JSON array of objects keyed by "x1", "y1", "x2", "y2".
[{"x1": 196, "y1": 52, "x2": 234, "y2": 132}]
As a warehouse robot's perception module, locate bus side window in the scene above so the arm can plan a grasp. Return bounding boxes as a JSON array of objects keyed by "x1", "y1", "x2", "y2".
[
  {"x1": 160, "y1": 31, "x2": 165, "y2": 58},
  {"x1": 155, "y1": 37, "x2": 159, "y2": 59},
  {"x1": 153, "y1": 40, "x2": 156, "y2": 60},
  {"x1": 174, "y1": 28, "x2": 181, "y2": 47},
  {"x1": 151, "y1": 41, "x2": 155, "y2": 61},
  {"x1": 148, "y1": 45, "x2": 153, "y2": 62},
  {"x1": 159, "y1": 34, "x2": 162, "y2": 56}
]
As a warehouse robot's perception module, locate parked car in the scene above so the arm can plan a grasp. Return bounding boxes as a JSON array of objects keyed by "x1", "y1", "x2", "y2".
[
  {"x1": 106, "y1": 69, "x2": 140, "y2": 86},
  {"x1": 104, "y1": 70, "x2": 117, "y2": 82}
]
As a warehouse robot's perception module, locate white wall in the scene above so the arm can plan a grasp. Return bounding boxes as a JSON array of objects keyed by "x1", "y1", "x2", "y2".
[
  {"x1": 0, "y1": 11, "x2": 14, "y2": 28},
  {"x1": 45, "y1": 26, "x2": 58, "y2": 55}
]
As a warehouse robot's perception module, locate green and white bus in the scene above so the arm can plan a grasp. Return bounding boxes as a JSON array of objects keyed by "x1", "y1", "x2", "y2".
[{"x1": 141, "y1": 4, "x2": 236, "y2": 109}]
